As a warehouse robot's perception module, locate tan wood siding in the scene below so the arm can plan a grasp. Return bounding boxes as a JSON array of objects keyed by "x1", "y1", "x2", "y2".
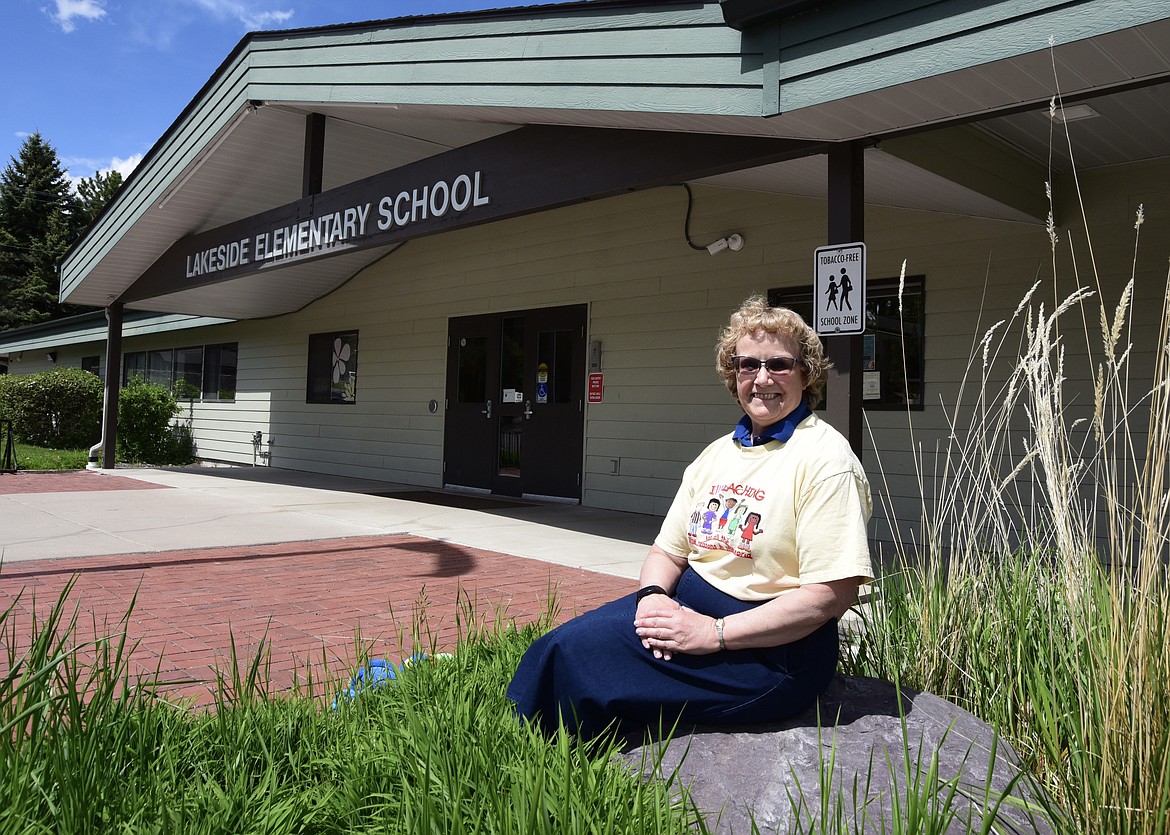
[{"x1": 44, "y1": 159, "x2": 1170, "y2": 555}]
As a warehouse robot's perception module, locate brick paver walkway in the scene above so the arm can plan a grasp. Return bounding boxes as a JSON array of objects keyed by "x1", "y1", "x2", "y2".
[
  {"x1": 0, "y1": 471, "x2": 168, "y2": 494},
  {"x1": 0, "y1": 473, "x2": 635, "y2": 705}
]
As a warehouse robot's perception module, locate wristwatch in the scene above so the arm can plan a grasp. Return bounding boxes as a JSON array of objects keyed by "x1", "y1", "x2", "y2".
[{"x1": 635, "y1": 584, "x2": 669, "y2": 602}]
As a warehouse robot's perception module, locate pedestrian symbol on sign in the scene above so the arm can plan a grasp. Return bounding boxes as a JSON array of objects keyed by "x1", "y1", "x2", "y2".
[{"x1": 813, "y1": 243, "x2": 866, "y2": 336}]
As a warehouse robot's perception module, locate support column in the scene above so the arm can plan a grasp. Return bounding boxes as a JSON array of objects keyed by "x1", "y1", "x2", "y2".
[
  {"x1": 824, "y1": 142, "x2": 864, "y2": 456},
  {"x1": 303, "y1": 112, "x2": 326, "y2": 198},
  {"x1": 100, "y1": 302, "x2": 123, "y2": 469}
]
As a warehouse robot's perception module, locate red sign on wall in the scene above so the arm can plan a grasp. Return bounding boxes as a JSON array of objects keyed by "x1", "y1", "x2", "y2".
[{"x1": 588, "y1": 373, "x2": 604, "y2": 403}]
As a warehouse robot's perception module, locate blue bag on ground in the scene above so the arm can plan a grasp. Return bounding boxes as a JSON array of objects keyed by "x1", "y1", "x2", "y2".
[
  {"x1": 332, "y1": 658, "x2": 398, "y2": 709},
  {"x1": 332, "y1": 654, "x2": 450, "y2": 708}
]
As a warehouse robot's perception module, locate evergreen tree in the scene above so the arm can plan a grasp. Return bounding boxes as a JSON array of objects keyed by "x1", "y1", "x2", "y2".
[
  {"x1": 0, "y1": 132, "x2": 82, "y2": 329},
  {"x1": 75, "y1": 168, "x2": 123, "y2": 229}
]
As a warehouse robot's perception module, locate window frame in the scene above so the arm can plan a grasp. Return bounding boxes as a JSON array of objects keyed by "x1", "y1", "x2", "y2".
[
  {"x1": 769, "y1": 275, "x2": 926, "y2": 411},
  {"x1": 202, "y1": 343, "x2": 238, "y2": 402},
  {"x1": 173, "y1": 346, "x2": 204, "y2": 397},
  {"x1": 122, "y1": 350, "x2": 149, "y2": 386},
  {"x1": 81, "y1": 355, "x2": 103, "y2": 380},
  {"x1": 120, "y1": 342, "x2": 239, "y2": 402},
  {"x1": 306, "y1": 331, "x2": 359, "y2": 404}
]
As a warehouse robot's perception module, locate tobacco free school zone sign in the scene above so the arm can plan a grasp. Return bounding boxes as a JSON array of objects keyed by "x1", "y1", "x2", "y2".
[{"x1": 813, "y1": 242, "x2": 866, "y2": 336}]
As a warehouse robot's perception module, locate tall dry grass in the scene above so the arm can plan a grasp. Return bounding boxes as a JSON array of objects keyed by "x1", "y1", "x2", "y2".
[{"x1": 856, "y1": 199, "x2": 1170, "y2": 833}]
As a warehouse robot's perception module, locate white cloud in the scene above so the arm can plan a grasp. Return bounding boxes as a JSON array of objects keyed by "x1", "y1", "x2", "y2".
[
  {"x1": 48, "y1": 0, "x2": 107, "y2": 33},
  {"x1": 189, "y1": 0, "x2": 294, "y2": 30},
  {"x1": 107, "y1": 154, "x2": 144, "y2": 179},
  {"x1": 123, "y1": 0, "x2": 295, "y2": 51},
  {"x1": 63, "y1": 153, "x2": 144, "y2": 192}
]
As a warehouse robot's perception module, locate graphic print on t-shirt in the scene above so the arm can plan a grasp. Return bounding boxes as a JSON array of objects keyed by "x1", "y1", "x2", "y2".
[{"x1": 687, "y1": 482, "x2": 766, "y2": 559}]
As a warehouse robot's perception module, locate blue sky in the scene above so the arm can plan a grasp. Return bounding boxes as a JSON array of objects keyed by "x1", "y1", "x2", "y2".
[{"x1": 1, "y1": 0, "x2": 563, "y2": 188}]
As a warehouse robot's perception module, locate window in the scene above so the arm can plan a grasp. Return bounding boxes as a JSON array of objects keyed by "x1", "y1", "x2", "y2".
[
  {"x1": 174, "y1": 347, "x2": 203, "y2": 397},
  {"x1": 307, "y1": 331, "x2": 358, "y2": 404},
  {"x1": 146, "y1": 350, "x2": 173, "y2": 388},
  {"x1": 537, "y1": 328, "x2": 574, "y2": 404},
  {"x1": 203, "y1": 343, "x2": 237, "y2": 401},
  {"x1": 81, "y1": 355, "x2": 103, "y2": 380},
  {"x1": 456, "y1": 336, "x2": 487, "y2": 403},
  {"x1": 769, "y1": 275, "x2": 925, "y2": 410},
  {"x1": 121, "y1": 342, "x2": 239, "y2": 401},
  {"x1": 122, "y1": 349, "x2": 174, "y2": 387},
  {"x1": 123, "y1": 350, "x2": 147, "y2": 385}
]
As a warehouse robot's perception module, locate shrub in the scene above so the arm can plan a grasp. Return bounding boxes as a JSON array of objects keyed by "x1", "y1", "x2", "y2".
[
  {"x1": 0, "y1": 368, "x2": 102, "y2": 449},
  {"x1": 163, "y1": 420, "x2": 198, "y2": 466},
  {"x1": 117, "y1": 379, "x2": 196, "y2": 465}
]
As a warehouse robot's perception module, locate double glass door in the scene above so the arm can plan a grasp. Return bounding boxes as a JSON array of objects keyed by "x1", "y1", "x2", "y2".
[{"x1": 444, "y1": 304, "x2": 586, "y2": 500}]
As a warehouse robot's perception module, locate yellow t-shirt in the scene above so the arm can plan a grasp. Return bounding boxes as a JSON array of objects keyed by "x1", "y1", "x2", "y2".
[{"x1": 653, "y1": 412, "x2": 873, "y2": 601}]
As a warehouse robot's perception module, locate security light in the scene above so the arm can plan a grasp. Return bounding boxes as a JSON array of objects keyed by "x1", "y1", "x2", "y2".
[{"x1": 707, "y1": 233, "x2": 745, "y2": 255}]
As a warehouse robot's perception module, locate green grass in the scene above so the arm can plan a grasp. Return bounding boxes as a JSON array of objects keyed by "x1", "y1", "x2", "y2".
[
  {"x1": 11, "y1": 442, "x2": 89, "y2": 470},
  {"x1": 0, "y1": 572, "x2": 1068, "y2": 835},
  {"x1": 0, "y1": 584, "x2": 711, "y2": 835}
]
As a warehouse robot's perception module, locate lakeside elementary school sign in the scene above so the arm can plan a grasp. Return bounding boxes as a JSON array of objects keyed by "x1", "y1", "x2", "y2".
[
  {"x1": 182, "y1": 170, "x2": 492, "y2": 280},
  {"x1": 120, "y1": 126, "x2": 824, "y2": 306}
]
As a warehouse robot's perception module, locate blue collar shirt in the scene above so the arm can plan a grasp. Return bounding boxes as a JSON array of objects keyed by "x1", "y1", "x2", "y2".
[{"x1": 732, "y1": 399, "x2": 813, "y2": 447}]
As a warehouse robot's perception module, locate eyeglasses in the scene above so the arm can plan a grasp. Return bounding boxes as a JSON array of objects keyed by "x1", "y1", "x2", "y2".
[{"x1": 731, "y1": 355, "x2": 801, "y2": 376}]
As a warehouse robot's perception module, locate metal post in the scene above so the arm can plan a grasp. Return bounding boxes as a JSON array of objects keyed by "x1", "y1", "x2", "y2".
[
  {"x1": 100, "y1": 302, "x2": 123, "y2": 469},
  {"x1": 303, "y1": 113, "x2": 326, "y2": 198},
  {"x1": 825, "y1": 142, "x2": 864, "y2": 456}
]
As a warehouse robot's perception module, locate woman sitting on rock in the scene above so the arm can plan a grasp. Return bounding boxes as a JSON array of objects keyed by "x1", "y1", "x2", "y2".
[{"x1": 507, "y1": 295, "x2": 873, "y2": 740}]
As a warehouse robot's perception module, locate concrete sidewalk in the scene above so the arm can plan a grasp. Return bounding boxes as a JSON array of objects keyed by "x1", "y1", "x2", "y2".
[
  {"x1": 0, "y1": 465, "x2": 658, "y2": 577},
  {"x1": 0, "y1": 466, "x2": 658, "y2": 703}
]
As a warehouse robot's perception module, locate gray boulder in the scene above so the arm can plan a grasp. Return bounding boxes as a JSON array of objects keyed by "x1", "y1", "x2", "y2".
[{"x1": 621, "y1": 674, "x2": 1059, "y2": 834}]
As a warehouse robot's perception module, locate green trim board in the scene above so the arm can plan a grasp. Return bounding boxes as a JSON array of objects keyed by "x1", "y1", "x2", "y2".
[
  {"x1": 761, "y1": 0, "x2": 1170, "y2": 115},
  {"x1": 233, "y1": 6, "x2": 757, "y2": 114},
  {"x1": 0, "y1": 313, "x2": 234, "y2": 353}
]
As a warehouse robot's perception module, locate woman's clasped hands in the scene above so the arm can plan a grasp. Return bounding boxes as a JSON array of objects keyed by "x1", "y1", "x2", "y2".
[{"x1": 634, "y1": 595, "x2": 720, "y2": 661}]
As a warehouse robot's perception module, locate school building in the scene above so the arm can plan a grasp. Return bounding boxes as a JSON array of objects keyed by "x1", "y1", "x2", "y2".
[{"x1": 2, "y1": 0, "x2": 1168, "y2": 551}]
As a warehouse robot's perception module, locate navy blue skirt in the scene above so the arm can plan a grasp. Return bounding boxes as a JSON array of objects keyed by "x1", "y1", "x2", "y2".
[{"x1": 506, "y1": 568, "x2": 839, "y2": 740}]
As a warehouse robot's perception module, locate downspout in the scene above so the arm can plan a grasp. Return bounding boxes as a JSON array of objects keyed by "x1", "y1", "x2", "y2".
[
  {"x1": 88, "y1": 310, "x2": 110, "y2": 468},
  {"x1": 86, "y1": 411, "x2": 105, "y2": 469},
  {"x1": 91, "y1": 302, "x2": 123, "y2": 470}
]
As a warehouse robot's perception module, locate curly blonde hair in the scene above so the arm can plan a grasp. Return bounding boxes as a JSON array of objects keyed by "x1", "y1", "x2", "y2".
[{"x1": 715, "y1": 295, "x2": 831, "y2": 408}]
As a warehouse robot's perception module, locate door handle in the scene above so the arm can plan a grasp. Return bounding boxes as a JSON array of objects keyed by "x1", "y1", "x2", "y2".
[
  {"x1": 523, "y1": 400, "x2": 533, "y2": 419},
  {"x1": 481, "y1": 399, "x2": 492, "y2": 418}
]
